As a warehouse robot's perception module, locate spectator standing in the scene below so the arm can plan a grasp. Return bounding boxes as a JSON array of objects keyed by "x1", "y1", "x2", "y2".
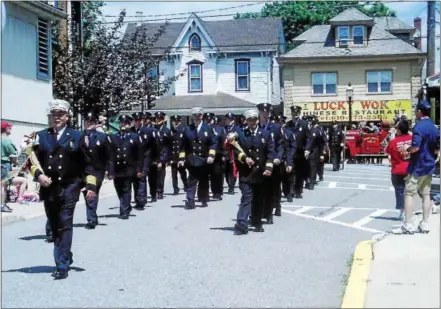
[
  {"x1": 1, "y1": 121, "x2": 17, "y2": 212},
  {"x1": 393, "y1": 100, "x2": 440, "y2": 234},
  {"x1": 385, "y1": 119, "x2": 412, "y2": 220}
]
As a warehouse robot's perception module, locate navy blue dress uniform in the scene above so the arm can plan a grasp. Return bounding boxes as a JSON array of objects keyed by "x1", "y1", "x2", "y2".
[
  {"x1": 109, "y1": 115, "x2": 144, "y2": 218},
  {"x1": 316, "y1": 121, "x2": 329, "y2": 181},
  {"x1": 224, "y1": 112, "x2": 241, "y2": 194},
  {"x1": 233, "y1": 109, "x2": 275, "y2": 235},
  {"x1": 179, "y1": 107, "x2": 218, "y2": 209},
  {"x1": 210, "y1": 115, "x2": 227, "y2": 200},
  {"x1": 152, "y1": 111, "x2": 170, "y2": 200},
  {"x1": 82, "y1": 110, "x2": 115, "y2": 229},
  {"x1": 29, "y1": 99, "x2": 98, "y2": 280},
  {"x1": 286, "y1": 105, "x2": 310, "y2": 198},
  {"x1": 330, "y1": 121, "x2": 344, "y2": 171},
  {"x1": 257, "y1": 103, "x2": 283, "y2": 223},
  {"x1": 170, "y1": 115, "x2": 188, "y2": 194},
  {"x1": 304, "y1": 116, "x2": 321, "y2": 190},
  {"x1": 130, "y1": 112, "x2": 148, "y2": 208},
  {"x1": 281, "y1": 124, "x2": 297, "y2": 202}
]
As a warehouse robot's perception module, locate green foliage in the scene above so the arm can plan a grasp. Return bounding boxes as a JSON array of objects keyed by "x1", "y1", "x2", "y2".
[{"x1": 235, "y1": 1, "x2": 396, "y2": 50}]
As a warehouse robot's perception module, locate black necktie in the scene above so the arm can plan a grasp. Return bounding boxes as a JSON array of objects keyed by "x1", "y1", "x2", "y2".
[{"x1": 50, "y1": 131, "x2": 57, "y2": 148}]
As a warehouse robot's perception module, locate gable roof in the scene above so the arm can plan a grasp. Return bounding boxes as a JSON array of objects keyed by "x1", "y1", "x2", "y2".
[
  {"x1": 374, "y1": 17, "x2": 415, "y2": 34},
  {"x1": 330, "y1": 8, "x2": 373, "y2": 23},
  {"x1": 125, "y1": 15, "x2": 283, "y2": 54}
]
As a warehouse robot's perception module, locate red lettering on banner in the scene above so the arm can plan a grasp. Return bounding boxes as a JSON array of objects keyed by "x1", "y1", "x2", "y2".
[{"x1": 360, "y1": 101, "x2": 371, "y2": 109}]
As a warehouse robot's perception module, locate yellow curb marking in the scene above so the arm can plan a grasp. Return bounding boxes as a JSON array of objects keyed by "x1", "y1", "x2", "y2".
[{"x1": 341, "y1": 240, "x2": 373, "y2": 309}]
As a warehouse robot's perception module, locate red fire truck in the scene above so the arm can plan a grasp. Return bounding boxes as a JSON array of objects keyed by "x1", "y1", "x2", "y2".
[{"x1": 344, "y1": 125, "x2": 391, "y2": 163}]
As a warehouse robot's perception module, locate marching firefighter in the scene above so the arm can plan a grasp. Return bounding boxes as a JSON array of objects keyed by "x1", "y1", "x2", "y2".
[
  {"x1": 210, "y1": 115, "x2": 226, "y2": 200},
  {"x1": 330, "y1": 120, "x2": 344, "y2": 171},
  {"x1": 317, "y1": 119, "x2": 329, "y2": 181},
  {"x1": 131, "y1": 112, "x2": 144, "y2": 134},
  {"x1": 170, "y1": 115, "x2": 187, "y2": 194},
  {"x1": 257, "y1": 103, "x2": 283, "y2": 223},
  {"x1": 109, "y1": 114, "x2": 144, "y2": 219},
  {"x1": 178, "y1": 107, "x2": 218, "y2": 209},
  {"x1": 224, "y1": 112, "x2": 241, "y2": 194},
  {"x1": 82, "y1": 110, "x2": 115, "y2": 229},
  {"x1": 304, "y1": 115, "x2": 320, "y2": 190},
  {"x1": 231, "y1": 109, "x2": 274, "y2": 235},
  {"x1": 143, "y1": 112, "x2": 153, "y2": 128},
  {"x1": 286, "y1": 105, "x2": 309, "y2": 199},
  {"x1": 153, "y1": 112, "x2": 170, "y2": 200},
  {"x1": 29, "y1": 99, "x2": 98, "y2": 280},
  {"x1": 131, "y1": 112, "x2": 147, "y2": 208},
  {"x1": 278, "y1": 115, "x2": 293, "y2": 201}
]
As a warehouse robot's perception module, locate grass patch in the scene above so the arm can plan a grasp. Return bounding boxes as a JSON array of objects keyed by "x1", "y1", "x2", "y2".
[{"x1": 340, "y1": 253, "x2": 354, "y2": 299}]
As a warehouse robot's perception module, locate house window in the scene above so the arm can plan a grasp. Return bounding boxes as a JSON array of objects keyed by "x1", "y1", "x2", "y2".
[
  {"x1": 189, "y1": 33, "x2": 201, "y2": 52},
  {"x1": 312, "y1": 73, "x2": 337, "y2": 95},
  {"x1": 37, "y1": 18, "x2": 50, "y2": 80},
  {"x1": 147, "y1": 65, "x2": 159, "y2": 79},
  {"x1": 188, "y1": 63, "x2": 202, "y2": 92},
  {"x1": 338, "y1": 26, "x2": 349, "y2": 47},
  {"x1": 235, "y1": 59, "x2": 250, "y2": 91},
  {"x1": 353, "y1": 26, "x2": 364, "y2": 45},
  {"x1": 367, "y1": 71, "x2": 392, "y2": 93}
]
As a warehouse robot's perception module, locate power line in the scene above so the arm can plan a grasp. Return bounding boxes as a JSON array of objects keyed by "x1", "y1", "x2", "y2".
[{"x1": 102, "y1": 2, "x2": 264, "y2": 18}]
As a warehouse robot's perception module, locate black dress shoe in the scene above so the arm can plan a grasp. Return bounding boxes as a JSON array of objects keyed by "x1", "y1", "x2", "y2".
[
  {"x1": 228, "y1": 188, "x2": 234, "y2": 194},
  {"x1": 287, "y1": 197, "x2": 293, "y2": 203},
  {"x1": 85, "y1": 222, "x2": 97, "y2": 229},
  {"x1": 294, "y1": 193, "x2": 303, "y2": 199},
  {"x1": 274, "y1": 208, "x2": 282, "y2": 216},
  {"x1": 118, "y1": 215, "x2": 129, "y2": 220},
  {"x1": 53, "y1": 270, "x2": 68, "y2": 280},
  {"x1": 185, "y1": 201, "x2": 195, "y2": 210},
  {"x1": 254, "y1": 225, "x2": 264, "y2": 232},
  {"x1": 234, "y1": 223, "x2": 248, "y2": 235},
  {"x1": 46, "y1": 236, "x2": 54, "y2": 243},
  {"x1": 266, "y1": 215, "x2": 274, "y2": 224},
  {"x1": 151, "y1": 197, "x2": 157, "y2": 202},
  {"x1": 308, "y1": 184, "x2": 314, "y2": 190},
  {"x1": 200, "y1": 201, "x2": 208, "y2": 207},
  {"x1": 173, "y1": 190, "x2": 179, "y2": 195},
  {"x1": 134, "y1": 206, "x2": 145, "y2": 211},
  {"x1": 158, "y1": 194, "x2": 164, "y2": 200},
  {"x1": 319, "y1": 177, "x2": 324, "y2": 181}
]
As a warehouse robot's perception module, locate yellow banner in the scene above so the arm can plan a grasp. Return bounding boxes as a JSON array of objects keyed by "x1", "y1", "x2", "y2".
[{"x1": 300, "y1": 99, "x2": 412, "y2": 122}]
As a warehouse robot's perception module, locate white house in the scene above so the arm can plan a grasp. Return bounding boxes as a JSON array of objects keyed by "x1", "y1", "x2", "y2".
[
  {"x1": 124, "y1": 13, "x2": 286, "y2": 118},
  {"x1": 1, "y1": 1, "x2": 66, "y2": 145}
]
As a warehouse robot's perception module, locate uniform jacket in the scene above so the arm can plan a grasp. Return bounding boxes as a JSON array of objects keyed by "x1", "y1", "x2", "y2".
[
  {"x1": 330, "y1": 126, "x2": 344, "y2": 147},
  {"x1": 109, "y1": 131, "x2": 143, "y2": 178},
  {"x1": 211, "y1": 124, "x2": 227, "y2": 161},
  {"x1": 318, "y1": 125, "x2": 329, "y2": 154},
  {"x1": 179, "y1": 122, "x2": 218, "y2": 167},
  {"x1": 282, "y1": 126, "x2": 296, "y2": 167},
  {"x1": 138, "y1": 125, "x2": 157, "y2": 172},
  {"x1": 82, "y1": 129, "x2": 115, "y2": 181},
  {"x1": 286, "y1": 118, "x2": 310, "y2": 158},
  {"x1": 225, "y1": 124, "x2": 241, "y2": 134},
  {"x1": 234, "y1": 126, "x2": 274, "y2": 184},
  {"x1": 31, "y1": 127, "x2": 96, "y2": 202},
  {"x1": 306, "y1": 125, "x2": 321, "y2": 160},
  {"x1": 260, "y1": 120, "x2": 283, "y2": 161},
  {"x1": 170, "y1": 123, "x2": 186, "y2": 163},
  {"x1": 154, "y1": 123, "x2": 171, "y2": 164}
]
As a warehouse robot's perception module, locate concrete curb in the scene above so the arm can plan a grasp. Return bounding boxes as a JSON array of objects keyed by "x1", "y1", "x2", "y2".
[
  {"x1": 340, "y1": 240, "x2": 374, "y2": 309},
  {"x1": 1, "y1": 192, "x2": 117, "y2": 227}
]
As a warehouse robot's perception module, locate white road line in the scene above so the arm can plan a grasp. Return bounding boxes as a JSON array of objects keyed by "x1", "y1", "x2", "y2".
[
  {"x1": 321, "y1": 208, "x2": 352, "y2": 220},
  {"x1": 282, "y1": 205, "x2": 398, "y2": 212},
  {"x1": 328, "y1": 182, "x2": 337, "y2": 188},
  {"x1": 282, "y1": 209, "x2": 383, "y2": 234},
  {"x1": 316, "y1": 186, "x2": 392, "y2": 192},
  {"x1": 333, "y1": 171, "x2": 391, "y2": 176},
  {"x1": 321, "y1": 181, "x2": 390, "y2": 188},
  {"x1": 294, "y1": 206, "x2": 312, "y2": 214},
  {"x1": 325, "y1": 175, "x2": 391, "y2": 181},
  {"x1": 358, "y1": 184, "x2": 367, "y2": 190},
  {"x1": 352, "y1": 209, "x2": 389, "y2": 227}
]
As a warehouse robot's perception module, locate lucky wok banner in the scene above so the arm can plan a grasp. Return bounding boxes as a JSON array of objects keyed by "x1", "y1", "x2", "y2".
[{"x1": 299, "y1": 99, "x2": 412, "y2": 122}]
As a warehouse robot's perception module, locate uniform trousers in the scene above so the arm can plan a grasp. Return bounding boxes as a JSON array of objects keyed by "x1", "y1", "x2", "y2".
[
  {"x1": 317, "y1": 157, "x2": 325, "y2": 179},
  {"x1": 237, "y1": 180, "x2": 267, "y2": 227},
  {"x1": 282, "y1": 168, "x2": 295, "y2": 198},
  {"x1": 331, "y1": 146, "x2": 342, "y2": 171},
  {"x1": 44, "y1": 181, "x2": 81, "y2": 271},
  {"x1": 171, "y1": 162, "x2": 187, "y2": 191},
  {"x1": 264, "y1": 165, "x2": 282, "y2": 218},
  {"x1": 224, "y1": 160, "x2": 237, "y2": 190},
  {"x1": 148, "y1": 165, "x2": 158, "y2": 198},
  {"x1": 133, "y1": 175, "x2": 148, "y2": 206},
  {"x1": 294, "y1": 156, "x2": 308, "y2": 194},
  {"x1": 84, "y1": 179, "x2": 103, "y2": 223},
  {"x1": 156, "y1": 164, "x2": 166, "y2": 195},
  {"x1": 210, "y1": 158, "x2": 224, "y2": 197},
  {"x1": 114, "y1": 177, "x2": 134, "y2": 216},
  {"x1": 187, "y1": 165, "x2": 210, "y2": 203},
  {"x1": 307, "y1": 153, "x2": 319, "y2": 186}
]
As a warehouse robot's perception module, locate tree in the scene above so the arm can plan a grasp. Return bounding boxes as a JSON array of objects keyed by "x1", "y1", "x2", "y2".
[
  {"x1": 52, "y1": 4, "x2": 184, "y2": 126},
  {"x1": 235, "y1": 1, "x2": 396, "y2": 50}
]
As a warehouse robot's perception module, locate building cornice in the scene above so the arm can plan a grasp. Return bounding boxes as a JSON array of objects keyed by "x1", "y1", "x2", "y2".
[
  {"x1": 15, "y1": 1, "x2": 67, "y2": 21},
  {"x1": 277, "y1": 53, "x2": 426, "y2": 65}
]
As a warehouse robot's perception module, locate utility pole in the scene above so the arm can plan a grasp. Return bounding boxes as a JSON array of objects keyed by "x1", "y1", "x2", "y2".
[{"x1": 427, "y1": 1, "x2": 436, "y2": 77}]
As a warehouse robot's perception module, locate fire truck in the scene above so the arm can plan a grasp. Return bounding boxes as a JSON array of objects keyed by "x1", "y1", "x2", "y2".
[{"x1": 344, "y1": 125, "x2": 391, "y2": 163}]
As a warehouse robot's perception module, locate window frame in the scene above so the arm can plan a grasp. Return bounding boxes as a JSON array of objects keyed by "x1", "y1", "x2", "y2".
[
  {"x1": 37, "y1": 18, "x2": 50, "y2": 81},
  {"x1": 311, "y1": 72, "x2": 338, "y2": 96},
  {"x1": 352, "y1": 26, "x2": 364, "y2": 45},
  {"x1": 188, "y1": 33, "x2": 201, "y2": 52},
  {"x1": 234, "y1": 59, "x2": 251, "y2": 92},
  {"x1": 365, "y1": 70, "x2": 393, "y2": 94},
  {"x1": 338, "y1": 26, "x2": 350, "y2": 47},
  {"x1": 188, "y1": 62, "x2": 203, "y2": 93}
]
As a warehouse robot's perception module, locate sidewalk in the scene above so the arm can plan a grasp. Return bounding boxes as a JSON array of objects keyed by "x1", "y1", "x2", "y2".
[
  {"x1": 364, "y1": 215, "x2": 440, "y2": 308},
  {"x1": 1, "y1": 180, "x2": 117, "y2": 226}
]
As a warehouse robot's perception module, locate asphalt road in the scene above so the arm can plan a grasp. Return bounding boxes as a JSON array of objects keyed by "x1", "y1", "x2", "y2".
[{"x1": 2, "y1": 163, "x2": 405, "y2": 308}]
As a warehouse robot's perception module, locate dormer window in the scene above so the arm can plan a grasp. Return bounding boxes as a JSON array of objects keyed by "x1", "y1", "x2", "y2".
[
  {"x1": 353, "y1": 26, "x2": 364, "y2": 45},
  {"x1": 189, "y1": 33, "x2": 201, "y2": 52},
  {"x1": 338, "y1": 26, "x2": 349, "y2": 47}
]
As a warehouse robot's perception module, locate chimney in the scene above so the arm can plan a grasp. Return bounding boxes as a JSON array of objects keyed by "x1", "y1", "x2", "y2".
[
  {"x1": 136, "y1": 11, "x2": 143, "y2": 26},
  {"x1": 414, "y1": 17, "x2": 422, "y2": 50}
]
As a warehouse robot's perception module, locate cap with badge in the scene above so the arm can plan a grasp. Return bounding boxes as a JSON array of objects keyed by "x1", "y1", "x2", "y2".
[
  {"x1": 256, "y1": 103, "x2": 273, "y2": 112},
  {"x1": 155, "y1": 111, "x2": 166, "y2": 118},
  {"x1": 276, "y1": 115, "x2": 287, "y2": 123},
  {"x1": 225, "y1": 112, "x2": 236, "y2": 119},
  {"x1": 192, "y1": 107, "x2": 203, "y2": 115},
  {"x1": 118, "y1": 114, "x2": 133, "y2": 123},
  {"x1": 417, "y1": 100, "x2": 431, "y2": 111},
  {"x1": 244, "y1": 109, "x2": 259, "y2": 120},
  {"x1": 171, "y1": 115, "x2": 182, "y2": 121},
  {"x1": 143, "y1": 111, "x2": 152, "y2": 119},
  {"x1": 84, "y1": 110, "x2": 99, "y2": 121},
  {"x1": 132, "y1": 112, "x2": 143, "y2": 121},
  {"x1": 49, "y1": 99, "x2": 70, "y2": 113},
  {"x1": 290, "y1": 105, "x2": 302, "y2": 115}
]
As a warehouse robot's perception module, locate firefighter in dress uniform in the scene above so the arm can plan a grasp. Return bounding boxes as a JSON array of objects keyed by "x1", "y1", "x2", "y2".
[
  {"x1": 82, "y1": 110, "x2": 115, "y2": 229},
  {"x1": 257, "y1": 103, "x2": 283, "y2": 224},
  {"x1": 178, "y1": 107, "x2": 218, "y2": 209},
  {"x1": 170, "y1": 115, "x2": 188, "y2": 194},
  {"x1": 278, "y1": 115, "x2": 292, "y2": 200},
  {"x1": 140, "y1": 111, "x2": 159, "y2": 203},
  {"x1": 316, "y1": 118, "x2": 329, "y2": 182},
  {"x1": 209, "y1": 114, "x2": 226, "y2": 201},
  {"x1": 286, "y1": 105, "x2": 310, "y2": 199},
  {"x1": 29, "y1": 99, "x2": 98, "y2": 280},
  {"x1": 109, "y1": 115, "x2": 144, "y2": 218},
  {"x1": 281, "y1": 116, "x2": 297, "y2": 203},
  {"x1": 232, "y1": 109, "x2": 274, "y2": 235},
  {"x1": 330, "y1": 121, "x2": 344, "y2": 171},
  {"x1": 130, "y1": 112, "x2": 147, "y2": 208},
  {"x1": 304, "y1": 115, "x2": 321, "y2": 190},
  {"x1": 224, "y1": 112, "x2": 241, "y2": 194},
  {"x1": 153, "y1": 112, "x2": 170, "y2": 200}
]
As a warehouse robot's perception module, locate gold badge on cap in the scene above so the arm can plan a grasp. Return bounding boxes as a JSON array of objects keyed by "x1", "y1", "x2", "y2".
[
  {"x1": 70, "y1": 141, "x2": 74, "y2": 149},
  {"x1": 96, "y1": 140, "x2": 100, "y2": 146}
]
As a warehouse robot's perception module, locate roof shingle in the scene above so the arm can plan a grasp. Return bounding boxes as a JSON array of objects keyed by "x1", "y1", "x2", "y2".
[{"x1": 330, "y1": 8, "x2": 373, "y2": 23}]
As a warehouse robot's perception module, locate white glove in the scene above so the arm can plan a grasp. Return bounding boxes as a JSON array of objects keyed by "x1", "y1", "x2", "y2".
[
  {"x1": 273, "y1": 158, "x2": 281, "y2": 165},
  {"x1": 207, "y1": 157, "x2": 214, "y2": 164},
  {"x1": 304, "y1": 150, "x2": 310, "y2": 159}
]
